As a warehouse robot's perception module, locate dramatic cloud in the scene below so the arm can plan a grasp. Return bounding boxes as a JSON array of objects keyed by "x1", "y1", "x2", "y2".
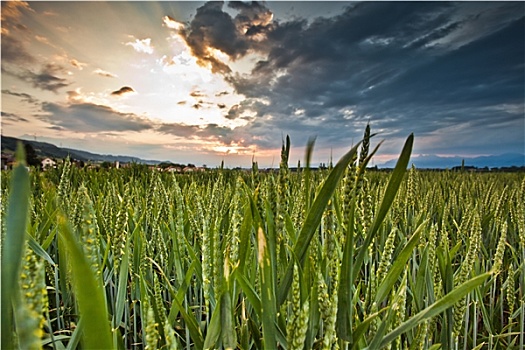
[
  {"x1": 1, "y1": 2, "x2": 522, "y2": 167},
  {"x1": 111, "y1": 86, "x2": 135, "y2": 96},
  {"x1": 181, "y1": 1, "x2": 523, "y2": 154},
  {"x1": 181, "y1": 1, "x2": 273, "y2": 73},
  {"x1": 125, "y1": 37, "x2": 154, "y2": 54},
  {"x1": 39, "y1": 102, "x2": 153, "y2": 133},
  {"x1": 162, "y1": 15, "x2": 184, "y2": 31},
  {"x1": 225, "y1": 104, "x2": 241, "y2": 120},
  {"x1": 229, "y1": 1, "x2": 273, "y2": 41}
]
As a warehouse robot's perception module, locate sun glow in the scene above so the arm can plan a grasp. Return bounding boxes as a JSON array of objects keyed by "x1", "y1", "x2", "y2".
[
  {"x1": 93, "y1": 26, "x2": 247, "y2": 128},
  {"x1": 210, "y1": 141, "x2": 258, "y2": 155}
]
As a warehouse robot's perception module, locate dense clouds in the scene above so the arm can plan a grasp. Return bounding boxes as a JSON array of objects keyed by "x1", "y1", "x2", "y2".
[
  {"x1": 175, "y1": 1, "x2": 524, "y2": 155},
  {"x1": 2, "y1": 1, "x2": 523, "y2": 166}
]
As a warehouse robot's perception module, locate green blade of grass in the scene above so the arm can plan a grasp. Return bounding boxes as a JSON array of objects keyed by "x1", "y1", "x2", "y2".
[
  {"x1": 367, "y1": 272, "x2": 408, "y2": 349},
  {"x1": 167, "y1": 260, "x2": 197, "y2": 323},
  {"x1": 351, "y1": 308, "x2": 385, "y2": 349},
  {"x1": 1, "y1": 143, "x2": 30, "y2": 350},
  {"x1": 353, "y1": 133, "x2": 413, "y2": 283},
  {"x1": 233, "y1": 268, "x2": 262, "y2": 319},
  {"x1": 113, "y1": 229, "x2": 131, "y2": 343},
  {"x1": 277, "y1": 141, "x2": 362, "y2": 306},
  {"x1": 163, "y1": 275, "x2": 205, "y2": 349},
  {"x1": 57, "y1": 214, "x2": 113, "y2": 350},
  {"x1": 337, "y1": 133, "x2": 413, "y2": 341},
  {"x1": 237, "y1": 197, "x2": 253, "y2": 272},
  {"x1": 203, "y1": 294, "x2": 222, "y2": 350},
  {"x1": 303, "y1": 136, "x2": 316, "y2": 211},
  {"x1": 221, "y1": 289, "x2": 237, "y2": 350},
  {"x1": 377, "y1": 272, "x2": 492, "y2": 348},
  {"x1": 27, "y1": 233, "x2": 56, "y2": 266},
  {"x1": 258, "y1": 226, "x2": 278, "y2": 348},
  {"x1": 65, "y1": 317, "x2": 84, "y2": 350},
  {"x1": 374, "y1": 220, "x2": 427, "y2": 305}
]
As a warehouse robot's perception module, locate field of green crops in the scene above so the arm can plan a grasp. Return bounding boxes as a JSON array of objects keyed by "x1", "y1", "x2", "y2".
[{"x1": 1, "y1": 132, "x2": 524, "y2": 350}]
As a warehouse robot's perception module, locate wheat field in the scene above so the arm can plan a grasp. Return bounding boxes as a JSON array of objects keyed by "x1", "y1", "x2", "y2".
[{"x1": 1, "y1": 131, "x2": 524, "y2": 349}]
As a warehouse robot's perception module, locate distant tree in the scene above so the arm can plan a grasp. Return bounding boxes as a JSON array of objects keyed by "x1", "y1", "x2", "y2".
[
  {"x1": 158, "y1": 162, "x2": 175, "y2": 169},
  {"x1": 129, "y1": 162, "x2": 149, "y2": 175},
  {"x1": 24, "y1": 143, "x2": 40, "y2": 167},
  {"x1": 100, "y1": 161, "x2": 112, "y2": 169}
]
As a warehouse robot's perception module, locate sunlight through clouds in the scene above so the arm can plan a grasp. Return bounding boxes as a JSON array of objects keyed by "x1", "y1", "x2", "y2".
[
  {"x1": 1, "y1": 1, "x2": 523, "y2": 168},
  {"x1": 162, "y1": 15, "x2": 184, "y2": 31},
  {"x1": 125, "y1": 36, "x2": 154, "y2": 54}
]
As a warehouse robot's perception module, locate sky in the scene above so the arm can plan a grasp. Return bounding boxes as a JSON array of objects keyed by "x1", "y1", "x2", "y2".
[{"x1": 1, "y1": 1, "x2": 524, "y2": 168}]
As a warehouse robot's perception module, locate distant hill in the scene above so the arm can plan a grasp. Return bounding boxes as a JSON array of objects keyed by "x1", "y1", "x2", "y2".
[
  {"x1": 378, "y1": 153, "x2": 525, "y2": 169},
  {"x1": 1, "y1": 135, "x2": 161, "y2": 164}
]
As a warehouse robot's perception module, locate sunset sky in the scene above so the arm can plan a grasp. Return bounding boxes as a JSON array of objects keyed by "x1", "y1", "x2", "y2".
[{"x1": 2, "y1": 1, "x2": 524, "y2": 167}]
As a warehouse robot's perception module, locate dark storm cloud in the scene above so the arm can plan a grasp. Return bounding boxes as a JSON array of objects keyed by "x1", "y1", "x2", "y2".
[
  {"x1": 189, "y1": 1, "x2": 524, "y2": 154},
  {"x1": 228, "y1": 1, "x2": 273, "y2": 39},
  {"x1": 225, "y1": 104, "x2": 241, "y2": 120},
  {"x1": 111, "y1": 86, "x2": 135, "y2": 96},
  {"x1": 39, "y1": 102, "x2": 153, "y2": 133},
  {"x1": 183, "y1": 1, "x2": 240, "y2": 73},
  {"x1": 181, "y1": 1, "x2": 273, "y2": 73}
]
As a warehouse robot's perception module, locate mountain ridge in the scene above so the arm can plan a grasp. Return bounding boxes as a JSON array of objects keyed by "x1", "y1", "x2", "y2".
[{"x1": 378, "y1": 152, "x2": 525, "y2": 169}]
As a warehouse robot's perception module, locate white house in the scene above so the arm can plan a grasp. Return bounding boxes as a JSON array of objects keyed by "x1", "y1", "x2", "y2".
[{"x1": 41, "y1": 158, "x2": 56, "y2": 169}]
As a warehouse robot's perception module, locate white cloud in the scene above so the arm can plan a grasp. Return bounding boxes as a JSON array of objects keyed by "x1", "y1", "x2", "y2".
[
  {"x1": 163, "y1": 16, "x2": 185, "y2": 31},
  {"x1": 125, "y1": 37, "x2": 153, "y2": 54},
  {"x1": 93, "y1": 68, "x2": 117, "y2": 78}
]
